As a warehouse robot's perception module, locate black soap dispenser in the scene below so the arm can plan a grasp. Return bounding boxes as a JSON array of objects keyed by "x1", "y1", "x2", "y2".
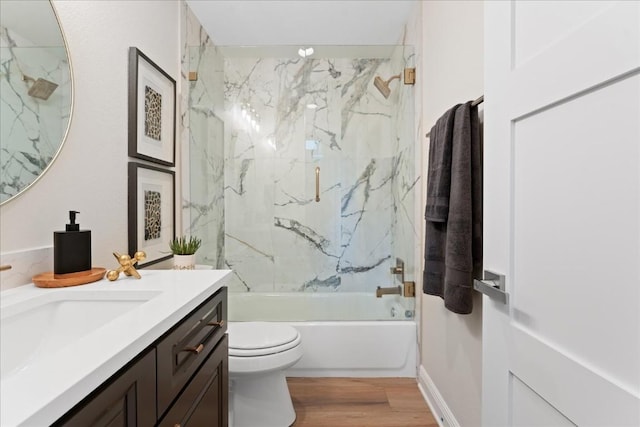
[{"x1": 54, "y1": 210, "x2": 92, "y2": 276}]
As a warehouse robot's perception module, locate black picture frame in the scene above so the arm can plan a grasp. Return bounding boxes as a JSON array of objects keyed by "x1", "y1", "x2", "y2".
[
  {"x1": 128, "y1": 162, "x2": 175, "y2": 268},
  {"x1": 128, "y1": 47, "x2": 176, "y2": 166}
]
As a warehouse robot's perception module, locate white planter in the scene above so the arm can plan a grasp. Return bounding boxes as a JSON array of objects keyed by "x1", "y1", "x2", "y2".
[{"x1": 173, "y1": 254, "x2": 196, "y2": 270}]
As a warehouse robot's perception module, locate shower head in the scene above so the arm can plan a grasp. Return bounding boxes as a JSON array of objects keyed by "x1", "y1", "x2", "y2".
[
  {"x1": 373, "y1": 74, "x2": 401, "y2": 99},
  {"x1": 22, "y1": 75, "x2": 58, "y2": 100}
]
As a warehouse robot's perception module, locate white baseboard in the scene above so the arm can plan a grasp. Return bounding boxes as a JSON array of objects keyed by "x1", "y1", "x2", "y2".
[{"x1": 418, "y1": 365, "x2": 460, "y2": 427}]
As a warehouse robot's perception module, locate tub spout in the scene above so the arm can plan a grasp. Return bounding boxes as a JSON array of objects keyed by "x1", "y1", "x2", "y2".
[{"x1": 376, "y1": 285, "x2": 402, "y2": 298}]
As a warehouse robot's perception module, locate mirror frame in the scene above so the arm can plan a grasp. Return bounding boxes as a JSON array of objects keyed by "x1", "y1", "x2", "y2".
[{"x1": 0, "y1": 0, "x2": 74, "y2": 206}]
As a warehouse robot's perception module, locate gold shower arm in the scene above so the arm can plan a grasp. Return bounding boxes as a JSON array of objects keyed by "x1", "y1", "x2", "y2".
[{"x1": 386, "y1": 74, "x2": 401, "y2": 85}]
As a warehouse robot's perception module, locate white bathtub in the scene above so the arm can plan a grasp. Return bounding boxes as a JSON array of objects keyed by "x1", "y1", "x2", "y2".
[{"x1": 228, "y1": 292, "x2": 417, "y2": 377}]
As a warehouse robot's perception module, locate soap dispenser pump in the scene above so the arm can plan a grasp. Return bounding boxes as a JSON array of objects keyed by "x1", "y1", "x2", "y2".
[{"x1": 54, "y1": 210, "x2": 92, "y2": 276}]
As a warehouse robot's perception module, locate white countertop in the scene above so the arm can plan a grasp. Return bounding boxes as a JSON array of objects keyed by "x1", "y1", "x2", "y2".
[{"x1": 0, "y1": 269, "x2": 231, "y2": 427}]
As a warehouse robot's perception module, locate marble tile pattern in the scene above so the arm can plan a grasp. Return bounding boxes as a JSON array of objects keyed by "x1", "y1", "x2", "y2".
[
  {"x1": 0, "y1": 246, "x2": 53, "y2": 291},
  {"x1": 221, "y1": 50, "x2": 417, "y2": 293},
  {"x1": 180, "y1": 5, "x2": 226, "y2": 269},
  {"x1": 0, "y1": 26, "x2": 71, "y2": 203},
  {"x1": 180, "y1": 3, "x2": 418, "y2": 295}
]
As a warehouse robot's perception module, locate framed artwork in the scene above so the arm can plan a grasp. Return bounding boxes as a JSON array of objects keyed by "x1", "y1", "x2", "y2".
[
  {"x1": 128, "y1": 162, "x2": 175, "y2": 268},
  {"x1": 128, "y1": 47, "x2": 176, "y2": 166}
]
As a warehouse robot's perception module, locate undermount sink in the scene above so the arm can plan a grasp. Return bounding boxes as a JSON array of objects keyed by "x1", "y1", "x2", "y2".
[{"x1": 0, "y1": 289, "x2": 160, "y2": 380}]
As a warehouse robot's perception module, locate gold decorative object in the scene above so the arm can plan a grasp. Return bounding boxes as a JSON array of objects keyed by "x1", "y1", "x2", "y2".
[{"x1": 106, "y1": 251, "x2": 146, "y2": 281}]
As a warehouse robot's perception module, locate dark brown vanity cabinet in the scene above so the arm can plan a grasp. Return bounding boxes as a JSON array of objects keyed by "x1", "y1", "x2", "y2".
[
  {"x1": 54, "y1": 349, "x2": 157, "y2": 427},
  {"x1": 55, "y1": 287, "x2": 228, "y2": 427},
  {"x1": 157, "y1": 336, "x2": 228, "y2": 427},
  {"x1": 156, "y1": 286, "x2": 228, "y2": 426}
]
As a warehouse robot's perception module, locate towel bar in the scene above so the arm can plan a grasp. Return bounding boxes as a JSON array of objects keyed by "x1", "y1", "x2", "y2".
[
  {"x1": 426, "y1": 95, "x2": 484, "y2": 138},
  {"x1": 474, "y1": 270, "x2": 508, "y2": 304}
]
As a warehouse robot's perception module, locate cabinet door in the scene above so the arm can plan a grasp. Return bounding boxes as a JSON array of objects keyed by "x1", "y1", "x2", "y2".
[
  {"x1": 157, "y1": 287, "x2": 227, "y2": 417},
  {"x1": 158, "y1": 335, "x2": 228, "y2": 427},
  {"x1": 54, "y1": 349, "x2": 156, "y2": 427}
]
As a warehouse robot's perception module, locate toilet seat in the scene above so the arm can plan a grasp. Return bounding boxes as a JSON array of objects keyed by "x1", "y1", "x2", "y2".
[
  {"x1": 228, "y1": 322, "x2": 303, "y2": 376},
  {"x1": 228, "y1": 322, "x2": 301, "y2": 357},
  {"x1": 230, "y1": 334, "x2": 301, "y2": 357}
]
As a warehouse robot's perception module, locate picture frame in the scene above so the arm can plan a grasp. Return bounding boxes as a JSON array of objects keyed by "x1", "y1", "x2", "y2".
[
  {"x1": 128, "y1": 162, "x2": 175, "y2": 268},
  {"x1": 128, "y1": 47, "x2": 176, "y2": 166}
]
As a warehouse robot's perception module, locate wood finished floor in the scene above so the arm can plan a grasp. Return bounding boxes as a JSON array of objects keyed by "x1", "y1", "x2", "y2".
[{"x1": 287, "y1": 378, "x2": 438, "y2": 427}]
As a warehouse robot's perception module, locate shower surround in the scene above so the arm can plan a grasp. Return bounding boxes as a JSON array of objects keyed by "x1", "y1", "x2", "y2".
[
  {"x1": 221, "y1": 49, "x2": 417, "y2": 294},
  {"x1": 181, "y1": 3, "x2": 417, "y2": 295}
]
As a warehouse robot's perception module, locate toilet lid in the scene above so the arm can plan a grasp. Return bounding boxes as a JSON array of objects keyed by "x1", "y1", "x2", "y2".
[{"x1": 228, "y1": 322, "x2": 300, "y2": 357}]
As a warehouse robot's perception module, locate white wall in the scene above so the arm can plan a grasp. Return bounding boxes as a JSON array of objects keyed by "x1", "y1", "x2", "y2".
[
  {"x1": 419, "y1": 2, "x2": 484, "y2": 427},
  {"x1": 0, "y1": 1, "x2": 181, "y2": 275}
]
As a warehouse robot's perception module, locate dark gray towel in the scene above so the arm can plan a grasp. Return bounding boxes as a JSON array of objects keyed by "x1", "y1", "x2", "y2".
[
  {"x1": 423, "y1": 101, "x2": 482, "y2": 314},
  {"x1": 470, "y1": 106, "x2": 483, "y2": 281},
  {"x1": 425, "y1": 105, "x2": 460, "y2": 222}
]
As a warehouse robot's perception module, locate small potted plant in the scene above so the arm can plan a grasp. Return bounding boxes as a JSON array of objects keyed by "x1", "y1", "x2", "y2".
[{"x1": 169, "y1": 235, "x2": 202, "y2": 270}]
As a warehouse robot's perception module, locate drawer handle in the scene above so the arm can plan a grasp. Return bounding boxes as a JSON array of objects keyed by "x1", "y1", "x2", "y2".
[
  {"x1": 207, "y1": 319, "x2": 225, "y2": 327},
  {"x1": 181, "y1": 343, "x2": 204, "y2": 354}
]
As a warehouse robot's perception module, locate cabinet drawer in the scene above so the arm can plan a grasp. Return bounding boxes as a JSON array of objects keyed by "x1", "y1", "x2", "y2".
[
  {"x1": 157, "y1": 287, "x2": 227, "y2": 418},
  {"x1": 158, "y1": 335, "x2": 228, "y2": 427}
]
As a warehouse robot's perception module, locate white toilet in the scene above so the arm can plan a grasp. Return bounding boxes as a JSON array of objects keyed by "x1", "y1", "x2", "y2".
[{"x1": 228, "y1": 322, "x2": 303, "y2": 427}]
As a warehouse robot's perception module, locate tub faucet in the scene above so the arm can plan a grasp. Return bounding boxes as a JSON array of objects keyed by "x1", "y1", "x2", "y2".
[{"x1": 376, "y1": 285, "x2": 402, "y2": 298}]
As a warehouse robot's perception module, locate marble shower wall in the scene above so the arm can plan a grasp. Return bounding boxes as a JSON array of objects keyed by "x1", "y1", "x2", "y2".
[
  {"x1": 0, "y1": 26, "x2": 71, "y2": 202},
  {"x1": 222, "y1": 49, "x2": 416, "y2": 293},
  {"x1": 181, "y1": 5, "x2": 226, "y2": 268}
]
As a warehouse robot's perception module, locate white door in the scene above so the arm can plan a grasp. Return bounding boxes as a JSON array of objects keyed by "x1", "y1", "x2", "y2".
[{"x1": 482, "y1": 1, "x2": 640, "y2": 426}]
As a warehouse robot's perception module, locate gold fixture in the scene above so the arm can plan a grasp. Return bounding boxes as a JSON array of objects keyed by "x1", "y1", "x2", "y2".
[
  {"x1": 0, "y1": 265, "x2": 12, "y2": 272},
  {"x1": 403, "y1": 281, "x2": 416, "y2": 297},
  {"x1": 106, "y1": 251, "x2": 146, "y2": 281},
  {"x1": 390, "y1": 258, "x2": 405, "y2": 282},
  {"x1": 373, "y1": 74, "x2": 400, "y2": 99},
  {"x1": 315, "y1": 166, "x2": 320, "y2": 202},
  {"x1": 207, "y1": 320, "x2": 225, "y2": 327},
  {"x1": 188, "y1": 71, "x2": 198, "y2": 81},
  {"x1": 373, "y1": 68, "x2": 416, "y2": 99},
  {"x1": 182, "y1": 343, "x2": 204, "y2": 354},
  {"x1": 376, "y1": 282, "x2": 416, "y2": 298},
  {"x1": 376, "y1": 285, "x2": 402, "y2": 298},
  {"x1": 378, "y1": 258, "x2": 415, "y2": 297},
  {"x1": 22, "y1": 74, "x2": 58, "y2": 100},
  {"x1": 404, "y1": 68, "x2": 416, "y2": 85}
]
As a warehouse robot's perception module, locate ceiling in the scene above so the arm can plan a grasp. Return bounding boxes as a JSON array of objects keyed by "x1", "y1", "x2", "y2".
[{"x1": 186, "y1": 0, "x2": 417, "y2": 46}]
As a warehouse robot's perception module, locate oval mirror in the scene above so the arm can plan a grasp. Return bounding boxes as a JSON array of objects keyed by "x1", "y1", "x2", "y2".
[{"x1": 0, "y1": 0, "x2": 73, "y2": 205}]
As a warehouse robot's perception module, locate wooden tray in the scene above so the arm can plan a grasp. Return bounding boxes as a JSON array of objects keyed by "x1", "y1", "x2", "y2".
[{"x1": 33, "y1": 267, "x2": 106, "y2": 288}]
